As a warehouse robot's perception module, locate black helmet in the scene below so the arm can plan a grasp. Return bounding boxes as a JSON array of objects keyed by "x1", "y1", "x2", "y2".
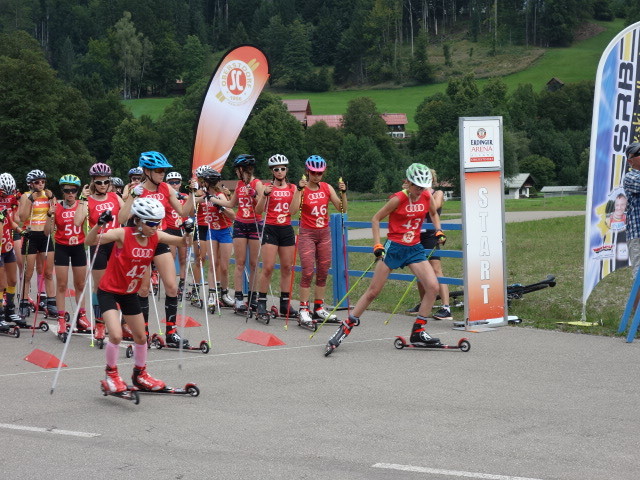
[
  {"x1": 627, "y1": 142, "x2": 640, "y2": 160},
  {"x1": 202, "y1": 169, "x2": 222, "y2": 185},
  {"x1": 232, "y1": 154, "x2": 256, "y2": 168}
]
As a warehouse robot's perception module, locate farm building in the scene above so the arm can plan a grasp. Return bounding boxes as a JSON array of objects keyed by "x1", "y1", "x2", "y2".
[
  {"x1": 540, "y1": 186, "x2": 586, "y2": 197},
  {"x1": 505, "y1": 173, "x2": 535, "y2": 199}
]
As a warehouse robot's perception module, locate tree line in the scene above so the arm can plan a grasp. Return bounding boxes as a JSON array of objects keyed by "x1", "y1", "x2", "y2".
[{"x1": 1, "y1": 0, "x2": 639, "y2": 95}]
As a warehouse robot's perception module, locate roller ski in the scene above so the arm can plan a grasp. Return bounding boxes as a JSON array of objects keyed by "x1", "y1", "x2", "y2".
[
  {"x1": 254, "y1": 299, "x2": 273, "y2": 325},
  {"x1": 130, "y1": 382, "x2": 200, "y2": 397},
  {"x1": 233, "y1": 294, "x2": 248, "y2": 316},
  {"x1": 394, "y1": 335, "x2": 470, "y2": 352},
  {"x1": 16, "y1": 299, "x2": 49, "y2": 332},
  {"x1": 187, "y1": 284, "x2": 204, "y2": 309},
  {"x1": 0, "y1": 320, "x2": 20, "y2": 338},
  {"x1": 149, "y1": 332, "x2": 210, "y2": 354},
  {"x1": 100, "y1": 366, "x2": 140, "y2": 404},
  {"x1": 324, "y1": 315, "x2": 359, "y2": 357},
  {"x1": 56, "y1": 313, "x2": 70, "y2": 343}
]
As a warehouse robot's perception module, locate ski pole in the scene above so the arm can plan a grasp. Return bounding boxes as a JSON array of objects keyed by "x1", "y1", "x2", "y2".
[
  {"x1": 285, "y1": 174, "x2": 305, "y2": 330},
  {"x1": 148, "y1": 273, "x2": 163, "y2": 335},
  {"x1": 50, "y1": 227, "x2": 104, "y2": 394},
  {"x1": 309, "y1": 257, "x2": 379, "y2": 339},
  {"x1": 384, "y1": 245, "x2": 438, "y2": 326},
  {"x1": 30, "y1": 217, "x2": 53, "y2": 343}
]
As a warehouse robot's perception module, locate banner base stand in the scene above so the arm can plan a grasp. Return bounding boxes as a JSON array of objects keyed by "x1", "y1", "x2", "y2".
[
  {"x1": 556, "y1": 321, "x2": 599, "y2": 327},
  {"x1": 452, "y1": 325, "x2": 496, "y2": 333}
]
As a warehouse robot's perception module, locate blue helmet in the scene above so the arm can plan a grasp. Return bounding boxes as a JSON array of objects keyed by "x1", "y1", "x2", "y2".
[
  {"x1": 128, "y1": 167, "x2": 143, "y2": 177},
  {"x1": 139, "y1": 151, "x2": 172, "y2": 169},
  {"x1": 305, "y1": 155, "x2": 326, "y2": 173},
  {"x1": 232, "y1": 154, "x2": 256, "y2": 168}
]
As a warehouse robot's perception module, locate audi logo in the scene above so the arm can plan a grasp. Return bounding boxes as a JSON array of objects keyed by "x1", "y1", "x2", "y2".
[
  {"x1": 146, "y1": 193, "x2": 165, "y2": 200},
  {"x1": 95, "y1": 202, "x2": 114, "y2": 212},
  {"x1": 271, "y1": 190, "x2": 291, "y2": 198},
  {"x1": 131, "y1": 248, "x2": 153, "y2": 258},
  {"x1": 307, "y1": 192, "x2": 326, "y2": 201},
  {"x1": 405, "y1": 204, "x2": 425, "y2": 213},
  {"x1": 61, "y1": 210, "x2": 75, "y2": 219}
]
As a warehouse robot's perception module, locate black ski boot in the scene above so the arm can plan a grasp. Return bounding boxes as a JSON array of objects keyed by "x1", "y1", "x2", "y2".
[
  {"x1": 279, "y1": 298, "x2": 299, "y2": 318},
  {"x1": 409, "y1": 317, "x2": 440, "y2": 346},
  {"x1": 324, "y1": 315, "x2": 360, "y2": 356},
  {"x1": 256, "y1": 299, "x2": 270, "y2": 324}
]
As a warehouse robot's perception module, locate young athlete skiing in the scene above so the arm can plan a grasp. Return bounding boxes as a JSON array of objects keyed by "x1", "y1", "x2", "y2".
[
  {"x1": 296, "y1": 155, "x2": 347, "y2": 328},
  {"x1": 118, "y1": 151, "x2": 194, "y2": 347},
  {"x1": 190, "y1": 167, "x2": 236, "y2": 310},
  {"x1": 164, "y1": 171, "x2": 188, "y2": 298},
  {"x1": 16, "y1": 169, "x2": 57, "y2": 319},
  {"x1": 205, "y1": 154, "x2": 264, "y2": 313},
  {"x1": 75, "y1": 163, "x2": 124, "y2": 340},
  {"x1": 86, "y1": 197, "x2": 193, "y2": 393},
  {"x1": 254, "y1": 154, "x2": 302, "y2": 322},
  {"x1": 45, "y1": 175, "x2": 88, "y2": 337},
  {"x1": 325, "y1": 163, "x2": 445, "y2": 356},
  {"x1": 0, "y1": 173, "x2": 23, "y2": 326}
]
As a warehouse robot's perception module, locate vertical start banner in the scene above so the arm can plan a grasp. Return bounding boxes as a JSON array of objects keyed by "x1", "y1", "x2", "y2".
[
  {"x1": 459, "y1": 117, "x2": 507, "y2": 327},
  {"x1": 583, "y1": 23, "x2": 640, "y2": 313},
  {"x1": 191, "y1": 45, "x2": 270, "y2": 174}
]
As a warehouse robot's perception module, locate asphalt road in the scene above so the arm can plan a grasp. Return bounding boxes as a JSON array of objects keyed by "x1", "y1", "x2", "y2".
[{"x1": 0, "y1": 294, "x2": 637, "y2": 480}]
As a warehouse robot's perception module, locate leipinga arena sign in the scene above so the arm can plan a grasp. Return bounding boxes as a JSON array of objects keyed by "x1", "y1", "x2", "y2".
[{"x1": 459, "y1": 117, "x2": 508, "y2": 328}]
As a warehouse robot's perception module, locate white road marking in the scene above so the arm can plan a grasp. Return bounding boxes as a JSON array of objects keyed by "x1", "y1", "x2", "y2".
[
  {"x1": 372, "y1": 463, "x2": 544, "y2": 480},
  {"x1": 0, "y1": 423, "x2": 100, "y2": 438}
]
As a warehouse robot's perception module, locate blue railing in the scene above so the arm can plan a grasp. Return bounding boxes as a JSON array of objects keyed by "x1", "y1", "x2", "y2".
[{"x1": 227, "y1": 213, "x2": 464, "y2": 306}]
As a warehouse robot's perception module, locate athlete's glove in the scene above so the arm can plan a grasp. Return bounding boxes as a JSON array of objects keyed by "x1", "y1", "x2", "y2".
[
  {"x1": 183, "y1": 218, "x2": 195, "y2": 234},
  {"x1": 435, "y1": 230, "x2": 446, "y2": 246},
  {"x1": 20, "y1": 228, "x2": 31, "y2": 239},
  {"x1": 0, "y1": 208, "x2": 7, "y2": 222},
  {"x1": 97, "y1": 210, "x2": 113, "y2": 226},
  {"x1": 131, "y1": 184, "x2": 144, "y2": 198},
  {"x1": 373, "y1": 243, "x2": 385, "y2": 258}
]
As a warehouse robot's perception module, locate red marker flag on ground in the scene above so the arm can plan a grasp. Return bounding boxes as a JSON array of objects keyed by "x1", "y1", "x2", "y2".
[{"x1": 191, "y1": 45, "x2": 270, "y2": 174}]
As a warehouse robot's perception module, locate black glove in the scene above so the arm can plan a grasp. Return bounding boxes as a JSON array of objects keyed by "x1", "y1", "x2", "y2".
[
  {"x1": 373, "y1": 243, "x2": 385, "y2": 258},
  {"x1": 20, "y1": 228, "x2": 31, "y2": 239},
  {"x1": 183, "y1": 218, "x2": 195, "y2": 234},
  {"x1": 97, "y1": 209, "x2": 113, "y2": 226},
  {"x1": 435, "y1": 230, "x2": 447, "y2": 246}
]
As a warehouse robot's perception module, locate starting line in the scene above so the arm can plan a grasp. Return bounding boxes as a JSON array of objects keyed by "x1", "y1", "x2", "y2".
[
  {"x1": 0, "y1": 423, "x2": 100, "y2": 438},
  {"x1": 371, "y1": 463, "x2": 544, "y2": 480}
]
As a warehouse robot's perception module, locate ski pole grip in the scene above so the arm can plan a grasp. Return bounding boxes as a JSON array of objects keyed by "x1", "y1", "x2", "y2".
[{"x1": 373, "y1": 243, "x2": 385, "y2": 258}]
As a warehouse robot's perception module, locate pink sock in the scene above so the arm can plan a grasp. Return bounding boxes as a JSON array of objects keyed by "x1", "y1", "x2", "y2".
[
  {"x1": 105, "y1": 341, "x2": 119, "y2": 367},
  {"x1": 133, "y1": 343, "x2": 147, "y2": 368}
]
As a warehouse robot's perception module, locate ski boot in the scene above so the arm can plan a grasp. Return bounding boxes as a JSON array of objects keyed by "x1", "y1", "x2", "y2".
[
  {"x1": 18, "y1": 298, "x2": 31, "y2": 319},
  {"x1": 248, "y1": 292, "x2": 258, "y2": 318},
  {"x1": 233, "y1": 294, "x2": 248, "y2": 315},
  {"x1": 207, "y1": 289, "x2": 218, "y2": 313},
  {"x1": 255, "y1": 300, "x2": 271, "y2": 325},
  {"x1": 409, "y1": 330, "x2": 441, "y2": 347},
  {"x1": 279, "y1": 299, "x2": 299, "y2": 319},
  {"x1": 45, "y1": 298, "x2": 58, "y2": 319},
  {"x1": 76, "y1": 309, "x2": 91, "y2": 331},
  {"x1": 313, "y1": 303, "x2": 338, "y2": 323},
  {"x1": 220, "y1": 289, "x2": 235, "y2": 308},
  {"x1": 57, "y1": 313, "x2": 69, "y2": 342},
  {"x1": 298, "y1": 308, "x2": 316, "y2": 331},
  {"x1": 132, "y1": 365, "x2": 166, "y2": 391},
  {"x1": 189, "y1": 285, "x2": 203, "y2": 309},
  {"x1": 324, "y1": 315, "x2": 360, "y2": 357},
  {"x1": 0, "y1": 319, "x2": 19, "y2": 338},
  {"x1": 94, "y1": 321, "x2": 106, "y2": 349},
  {"x1": 104, "y1": 366, "x2": 128, "y2": 393},
  {"x1": 165, "y1": 331, "x2": 190, "y2": 349}
]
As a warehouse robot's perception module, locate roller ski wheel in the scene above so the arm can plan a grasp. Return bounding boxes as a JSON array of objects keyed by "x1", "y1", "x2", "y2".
[
  {"x1": 126, "y1": 345, "x2": 133, "y2": 358},
  {"x1": 97, "y1": 338, "x2": 105, "y2": 349},
  {"x1": 150, "y1": 334, "x2": 209, "y2": 354},
  {"x1": 324, "y1": 343, "x2": 336, "y2": 357},
  {"x1": 393, "y1": 336, "x2": 471, "y2": 352},
  {"x1": 297, "y1": 318, "x2": 317, "y2": 332},
  {"x1": 100, "y1": 380, "x2": 140, "y2": 404},
  {"x1": 190, "y1": 298, "x2": 203, "y2": 309},
  {"x1": 130, "y1": 382, "x2": 200, "y2": 397},
  {"x1": 0, "y1": 325, "x2": 20, "y2": 338}
]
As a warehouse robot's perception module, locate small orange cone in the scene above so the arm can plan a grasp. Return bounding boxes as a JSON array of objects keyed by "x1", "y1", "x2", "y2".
[
  {"x1": 236, "y1": 329, "x2": 286, "y2": 347},
  {"x1": 162, "y1": 315, "x2": 201, "y2": 328},
  {"x1": 25, "y1": 349, "x2": 68, "y2": 369}
]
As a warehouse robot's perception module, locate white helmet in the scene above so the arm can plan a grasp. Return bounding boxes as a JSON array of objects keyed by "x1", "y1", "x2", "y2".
[
  {"x1": 268, "y1": 154, "x2": 289, "y2": 167},
  {"x1": 0, "y1": 173, "x2": 16, "y2": 194},
  {"x1": 405, "y1": 163, "x2": 432, "y2": 188},
  {"x1": 131, "y1": 198, "x2": 166, "y2": 221},
  {"x1": 26, "y1": 169, "x2": 46, "y2": 184},
  {"x1": 166, "y1": 171, "x2": 182, "y2": 181},
  {"x1": 194, "y1": 165, "x2": 213, "y2": 178}
]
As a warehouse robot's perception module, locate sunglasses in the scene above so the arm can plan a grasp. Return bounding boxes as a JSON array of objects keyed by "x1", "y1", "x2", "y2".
[
  {"x1": 32, "y1": 180, "x2": 46, "y2": 185},
  {"x1": 144, "y1": 220, "x2": 161, "y2": 227},
  {"x1": 308, "y1": 171, "x2": 324, "y2": 176},
  {"x1": 167, "y1": 180, "x2": 181, "y2": 185},
  {"x1": 151, "y1": 168, "x2": 166, "y2": 174},
  {"x1": 130, "y1": 176, "x2": 142, "y2": 182},
  {"x1": 62, "y1": 188, "x2": 78, "y2": 194},
  {"x1": 94, "y1": 180, "x2": 111, "y2": 186},
  {"x1": 272, "y1": 167, "x2": 287, "y2": 172}
]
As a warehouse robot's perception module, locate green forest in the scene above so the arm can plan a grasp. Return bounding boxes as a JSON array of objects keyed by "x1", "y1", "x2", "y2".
[{"x1": 1, "y1": 0, "x2": 640, "y2": 192}]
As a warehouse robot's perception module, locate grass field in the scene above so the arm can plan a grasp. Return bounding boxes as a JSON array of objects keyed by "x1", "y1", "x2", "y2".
[{"x1": 122, "y1": 19, "x2": 625, "y2": 130}]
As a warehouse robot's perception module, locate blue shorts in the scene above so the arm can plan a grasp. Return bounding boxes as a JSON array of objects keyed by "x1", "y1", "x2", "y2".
[
  {"x1": 383, "y1": 241, "x2": 426, "y2": 270},
  {"x1": 209, "y1": 227, "x2": 233, "y2": 244}
]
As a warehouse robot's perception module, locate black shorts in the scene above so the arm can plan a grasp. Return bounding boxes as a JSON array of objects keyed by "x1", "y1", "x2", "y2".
[
  {"x1": 1, "y1": 249, "x2": 16, "y2": 265},
  {"x1": 164, "y1": 228, "x2": 182, "y2": 237},
  {"x1": 97, "y1": 288, "x2": 141, "y2": 316},
  {"x1": 262, "y1": 224, "x2": 295, "y2": 247},
  {"x1": 22, "y1": 231, "x2": 53, "y2": 255},
  {"x1": 196, "y1": 225, "x2": 209, "y2": 242},
  {"x1": 54, "y1": 244, "x2": 87, "y2": 267},
  {"x1": 90, "y1": 243, "x2": 114, "y2": 270},
  {"x1": 233, "y1": 220, "x2": 262, "y2": 240},
  {"x1": 420, "y1": 231, "x2": 441, "y2": 261},
  {"x1": 13, "y1": 231, "x2": 20, "y2": 241},
  {"x1": 154, "y1": 242, "x2": 170, "y2": 256}
]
